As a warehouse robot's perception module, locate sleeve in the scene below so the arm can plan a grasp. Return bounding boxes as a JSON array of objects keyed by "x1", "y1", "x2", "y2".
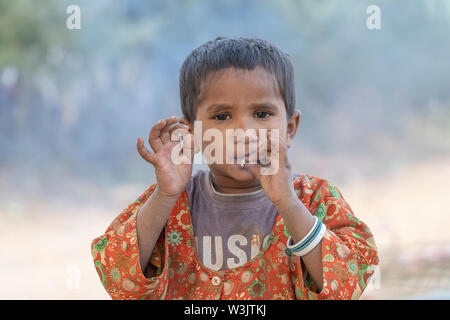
[
  {"x1": 293, "y1": 177, "x2": 379, "y2": 300},
  {"x1": 90, "y1": 182, "x2": 170, "y2": 300}
]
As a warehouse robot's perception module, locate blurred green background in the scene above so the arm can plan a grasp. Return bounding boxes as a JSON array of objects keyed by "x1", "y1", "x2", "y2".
[{"x1": 1, "y1": 0, "x2": 449, "y2": 299}]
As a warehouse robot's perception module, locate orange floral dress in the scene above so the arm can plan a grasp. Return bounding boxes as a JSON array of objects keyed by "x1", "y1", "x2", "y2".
[{"x1": 91, "y1": 174, "x2": 379, "y2": 299}]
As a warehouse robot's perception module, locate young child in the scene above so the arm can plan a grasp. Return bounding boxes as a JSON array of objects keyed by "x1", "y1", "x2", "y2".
[{"x1": 91, "y1": 37, "x2": 379, "y2": 300}]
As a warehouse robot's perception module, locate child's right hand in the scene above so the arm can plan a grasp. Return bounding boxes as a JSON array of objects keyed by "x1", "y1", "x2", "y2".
[{"x1": 137, "y1": 116, "x2": 194, "y2": 200}]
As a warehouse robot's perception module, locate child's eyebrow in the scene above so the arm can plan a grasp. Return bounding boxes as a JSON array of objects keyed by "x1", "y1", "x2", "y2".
[
  {"x1": 206, "y1": 103, "x2": 234, "y2": 115},
  {"x1": 206, "y1": 102, "x2": 279, "y2": 115},
  {"x1": 248, "y1": 102, "x2": 279, "y2": 112}
]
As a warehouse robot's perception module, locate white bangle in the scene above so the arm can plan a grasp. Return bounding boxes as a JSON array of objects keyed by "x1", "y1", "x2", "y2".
[
  {"x1": 286, "y1": 217, "x2": 326, "y2": 257},
  {"x1": 286, "y1": 216, "x2": 319, "y2": 250},
  {"x1": 293, "y1": 222, "x2": 326, "y2": 257}
]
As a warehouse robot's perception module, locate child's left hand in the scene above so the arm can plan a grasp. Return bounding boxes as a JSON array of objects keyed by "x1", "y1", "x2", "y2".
[{"x1": 246, "y1": 131, "x2": 298, "y2": 210}]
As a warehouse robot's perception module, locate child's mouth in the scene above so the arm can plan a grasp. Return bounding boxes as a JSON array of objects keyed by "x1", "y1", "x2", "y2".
[
  {"x1": 233, "y1": 153, "x2": 256, "y2": 163},
  {"x1": 232, "y1": 154, "x2": 271, "y2": 169}
]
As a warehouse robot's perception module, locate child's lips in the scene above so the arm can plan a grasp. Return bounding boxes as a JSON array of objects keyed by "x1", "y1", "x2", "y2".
[{"x1": 228, "y1": 152, "x2": 272, "y2": 167}]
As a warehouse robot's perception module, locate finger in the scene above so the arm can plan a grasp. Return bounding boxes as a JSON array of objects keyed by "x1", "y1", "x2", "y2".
[
  {"x1": 165, "y1": 139, "x2": 184, "y2": 165},
  {"x1": 258, "y1": 130, "x2": 286, "y2": 168},
  {"x1": 276, "y1": 133, "x2": 290, "y2": 168},
  {"x1": 258, "y1": 131, "x2": 273, "y2": 166},
  {"x1": 257, "y1": 130, "x2": 275, "y2": 158},
  {"x1": 148, "y1": 119, "x2": 167, "y2": 152},
  {"x1": 257, "y1": 142, "x2": 270, "y2": 166},
  {"x1": 160, "y1": 116, "x2": 179, "y2": 144},
  {"x1": 271, "y1": 130, "x2": 289, "y2": 170},
  {"x1": 265, "y1": 129, "x2": 279, "y2": 152},
  {"x1": 183, "y1": 132, "x2": 196, "y2": 163},
  {"x1": 168, "y1": 122, "x2": 190, "y2": 141},
  {"x1": 137, "y1": 137, "x2": 158, "y2": 165},
  {"x1": 267, "y1": 134, "x2": 290, "y2": 173},
  {"x1": 167, "y1": 138, "x2": 195, "y2": 166},
  {"x1": 171, "y1": 129, "x2": 195, "y2": 164},
  {"x1": 260, "y1": 129, "x2": 270, "y2": 150}
]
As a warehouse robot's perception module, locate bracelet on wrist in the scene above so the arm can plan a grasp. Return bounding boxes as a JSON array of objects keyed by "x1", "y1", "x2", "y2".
[{"x1": 286, "y1": 216, "x2": 326, "y2": 257}]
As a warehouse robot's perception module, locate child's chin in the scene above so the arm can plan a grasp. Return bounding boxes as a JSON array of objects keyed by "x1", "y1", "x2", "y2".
[{"x1": 208, "y1": 163, "x2": 258, "y2": 182}]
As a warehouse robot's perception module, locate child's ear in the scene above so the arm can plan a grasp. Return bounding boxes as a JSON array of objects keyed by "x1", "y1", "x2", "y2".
[{"x1": 285, "y1": 109, "x2": 301, "y2": 147}]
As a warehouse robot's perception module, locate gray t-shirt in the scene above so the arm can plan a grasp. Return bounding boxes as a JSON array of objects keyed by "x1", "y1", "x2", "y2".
[{"x1": 186, "y1": 170, "x2": 299, "y2": 271}]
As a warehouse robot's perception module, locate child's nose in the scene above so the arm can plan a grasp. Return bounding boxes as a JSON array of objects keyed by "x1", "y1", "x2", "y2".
[
  {"x1": 232, "y1": 130, "x2": 260, "y2": 147},
  {"x1": 228, "y1": 116, "x2": 269, "y2": 146},
  {"x1": 234, "y1": 116, "x2": 259, "y2": 133}
]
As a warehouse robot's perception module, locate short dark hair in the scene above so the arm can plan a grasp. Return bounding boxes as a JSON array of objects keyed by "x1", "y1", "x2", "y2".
[{"x1": 179, "y1": 37, "x2": 295, "y2": 123}]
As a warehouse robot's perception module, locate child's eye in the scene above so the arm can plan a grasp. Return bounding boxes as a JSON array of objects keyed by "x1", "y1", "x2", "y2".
[
  {"x1": 255, "y1": 111, "x2": 271, "y2": 119},
  {"x1": 214, "y1": 113, "x2": 231, "y2": 121}
]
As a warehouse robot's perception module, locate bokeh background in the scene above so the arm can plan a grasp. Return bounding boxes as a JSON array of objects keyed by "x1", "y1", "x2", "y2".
[{"x1": 1, "y1": 0, "x2": 449, "y2": 299}]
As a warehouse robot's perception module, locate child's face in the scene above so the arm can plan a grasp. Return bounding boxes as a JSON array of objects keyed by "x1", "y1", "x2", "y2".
[{"x1": 186, "y1": 66, "x2": 300, "y2": 184}]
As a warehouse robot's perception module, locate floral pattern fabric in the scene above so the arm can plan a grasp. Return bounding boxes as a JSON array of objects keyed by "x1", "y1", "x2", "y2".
[{"x1": 91, "y1": 174, "x2": 379, "y2": 299}]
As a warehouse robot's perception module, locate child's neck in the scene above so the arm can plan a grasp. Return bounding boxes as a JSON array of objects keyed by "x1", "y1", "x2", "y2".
[{"x1": 210, "y1": 171, "x2": 262, "y2": 194}]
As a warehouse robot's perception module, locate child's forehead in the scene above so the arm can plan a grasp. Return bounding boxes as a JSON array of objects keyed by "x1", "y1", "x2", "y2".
[{"x1": 197, "y1": 66, "x2": 283, "y2": 107}]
